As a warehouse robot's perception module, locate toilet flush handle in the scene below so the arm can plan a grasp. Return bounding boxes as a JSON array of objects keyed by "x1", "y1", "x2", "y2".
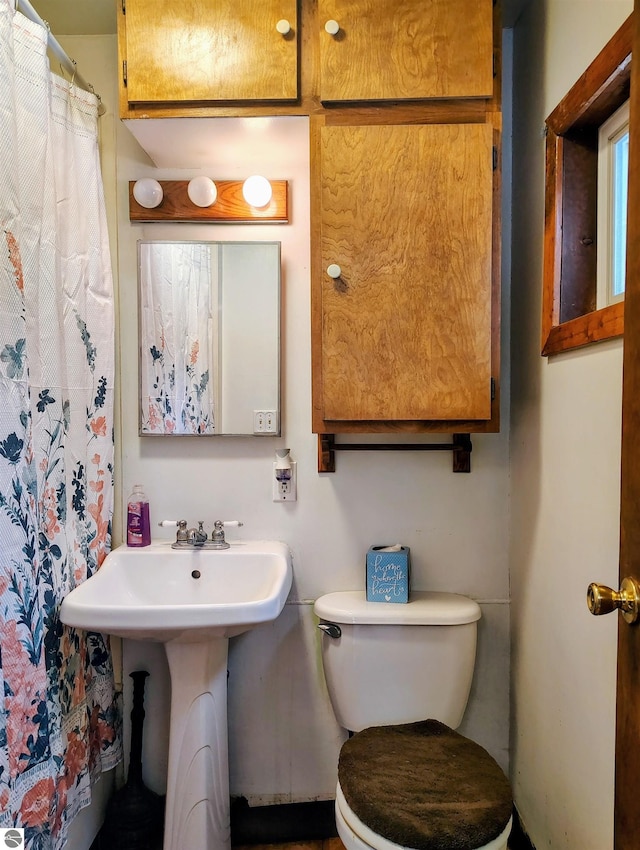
[{"x1": 318, "y1": 622, "x2": 342, "y2": 639}]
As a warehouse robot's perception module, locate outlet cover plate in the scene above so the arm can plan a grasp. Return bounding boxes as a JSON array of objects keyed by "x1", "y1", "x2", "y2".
[{"x1": 273, "y1": 461, "x2": 297, "y2": 501}]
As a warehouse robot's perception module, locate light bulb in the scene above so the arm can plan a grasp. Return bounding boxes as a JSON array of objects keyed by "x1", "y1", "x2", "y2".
[
  {"x1": 133, "y1": 178, "x2": 163, "y2": 209},
  {"x1": 187, "y1": 176, "x2": 218, "y2": 208},
  {"x1": 242, "y1": 175, "x2": 273, "y2": 208}
]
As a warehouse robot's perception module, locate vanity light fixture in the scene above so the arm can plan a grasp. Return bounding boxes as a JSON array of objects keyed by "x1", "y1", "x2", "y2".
[
  {"x1": 187, "y1": 176, "x2": 218, "y2": 208},
  {"x1": 242, "y1": 175, "x2": 273, "y2": 208},
  {"x1": 132, "y1": 178, "x2": 163, "y2": 209},
  {"x1": 129, "y1": 178, "x2": 288, "y2": 223}
]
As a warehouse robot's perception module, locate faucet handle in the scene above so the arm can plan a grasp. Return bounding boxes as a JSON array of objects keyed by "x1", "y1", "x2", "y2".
[
  {"x1": 159, "y1": 519, "x2": 189, "y2": 544},
  {"x1": 211, "y1": 520, "x2": 243, "y2": 545}
]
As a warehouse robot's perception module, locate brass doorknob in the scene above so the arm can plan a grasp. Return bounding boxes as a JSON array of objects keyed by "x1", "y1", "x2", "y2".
[{"x1": 587, "y1": 576, "x2": 640, "y2": 624}]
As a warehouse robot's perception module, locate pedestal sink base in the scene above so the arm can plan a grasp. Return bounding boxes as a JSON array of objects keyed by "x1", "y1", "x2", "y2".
[
  {"x1": 58, "y1": 540, "x2": 293, "y2": 850},
  {"x1": 163, "y1": 639, "x2": 231, "y2": 850}
]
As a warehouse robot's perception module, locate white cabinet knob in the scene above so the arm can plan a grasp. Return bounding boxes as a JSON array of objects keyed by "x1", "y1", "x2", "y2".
[
  {"x1": 276, "y1": 19, "x2": 291, "y2": 35},
  {"x1": 327, "y1": 263, "x2": 342, "y2": 279},
  {"x1": 325, "y1": 19, "x2": 340, "y2": 35}
]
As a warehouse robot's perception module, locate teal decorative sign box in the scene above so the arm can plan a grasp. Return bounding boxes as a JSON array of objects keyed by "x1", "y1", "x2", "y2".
[{"x1": 366, "y1": 546, "x2": 411, "y2": 603}]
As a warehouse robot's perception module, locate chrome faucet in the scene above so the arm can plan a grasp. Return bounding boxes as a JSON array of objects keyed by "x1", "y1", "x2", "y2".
[
  {"x1": 159, "y1": 519, "x2": 243, "y2": 549},
  {"x1": 188, "y1": 521, "x2": 208, "y2": 547}
]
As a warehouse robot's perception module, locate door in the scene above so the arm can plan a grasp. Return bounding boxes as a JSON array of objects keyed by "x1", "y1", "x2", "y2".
[
  {"x1": 124, "y1": 0, "x2": 298, "y2": 103},
  {"x1": 589, "y1": 6, "x2": 640, "y2": 849},
  {"x1": 313, "y1": 121, "x2": 494, "y2": 428},
  {"x1": 317, "y1": 0, "x2": 494, "y2": 102},
  {"x1": 615, "y1": 6, "x2": 640, "y2": 847}
]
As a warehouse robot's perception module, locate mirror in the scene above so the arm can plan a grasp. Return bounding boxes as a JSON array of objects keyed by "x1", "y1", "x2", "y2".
[{"x1": 138, "y1": 240, "x2": 280, "y2": 435}]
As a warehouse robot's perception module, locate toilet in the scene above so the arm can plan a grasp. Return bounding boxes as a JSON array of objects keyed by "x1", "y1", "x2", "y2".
[{"x1": 314, "y1": 591, "x2": 513, "y2": 850}]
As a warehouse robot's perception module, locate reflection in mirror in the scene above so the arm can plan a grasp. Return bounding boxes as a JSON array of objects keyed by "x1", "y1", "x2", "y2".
[{"x1": 138, "y1": 241, "x2": 280, "y2": 435}]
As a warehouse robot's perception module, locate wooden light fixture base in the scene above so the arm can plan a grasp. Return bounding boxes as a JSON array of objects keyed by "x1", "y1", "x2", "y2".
[{"x1": 129, "y1": 179, "x2": 288, "y2": 223}]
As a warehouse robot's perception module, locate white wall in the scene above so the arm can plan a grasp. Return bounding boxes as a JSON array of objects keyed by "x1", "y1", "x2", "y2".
[
  {"x1": 116, "y1": 109, "x2": 512, "y2": 799},
  {"x1": 62, "y1": 25, "x2": 513, "y2": 847},
  {"x1": 510, "y1": 2, "x2": 631, "y2": 848}
]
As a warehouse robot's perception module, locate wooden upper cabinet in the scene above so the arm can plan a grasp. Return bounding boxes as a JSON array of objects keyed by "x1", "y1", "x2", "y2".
[
  {"x1": 312, "y1": 121, "x2": 496, "y2": 430},
  {"x1": 123, "y1": 0, "x2": 298, "y2": 103},
  {"x1": 120, "y1": 0, "x2": 497, "y2": 115},
  {"x1": 318, "y1": 0, "x2": 495, "y2": 103}
]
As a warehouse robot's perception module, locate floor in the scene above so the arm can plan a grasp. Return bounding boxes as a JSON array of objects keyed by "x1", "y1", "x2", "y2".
[
  {"x1": 93, "y1": 807, "x2": 531, "y2": 850},
  {"x1": 95, "y1": 838, "x2": 347, "y2": 850},
  {"x1": 236, "y1": 835, "x2": 525, "y2": 850},
  {"x1": 235, "y1": 841, "x2": 346, "y2": 850},
  {"x1": 239, "y1": 830, "x2": 527, "y2": 850},
  {"x1": 95, "y1": 826, "x2": 530, "y2": 850},
  {"x1": 236, "y1": 837, "x2": 521, "y2": 850}
]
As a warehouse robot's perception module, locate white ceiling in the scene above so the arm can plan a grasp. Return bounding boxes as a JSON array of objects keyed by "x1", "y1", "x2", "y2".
[
  {"x1": 24, "y1": 0, "x2": 117, "y2": 35},
  {"x1": 25, "y1": 0, "x2": 529, "y2": 37}
]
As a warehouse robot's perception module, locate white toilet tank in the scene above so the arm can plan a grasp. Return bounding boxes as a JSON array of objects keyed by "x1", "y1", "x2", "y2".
[{"x1": 314, "y1": 590, "x2": 482, "y2": 733}]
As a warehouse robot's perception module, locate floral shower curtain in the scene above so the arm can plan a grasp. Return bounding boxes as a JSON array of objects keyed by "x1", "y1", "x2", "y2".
[
  {"x1": 0, "y1": 2, "x2": 122, "y2": 848},
  {"x1": 139, "y1": 241, "x2": 217, "y2": 434}
]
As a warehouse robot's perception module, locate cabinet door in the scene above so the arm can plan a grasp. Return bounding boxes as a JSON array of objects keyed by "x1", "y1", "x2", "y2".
[
  {"x1": 314, "y1": 122, "x2": 494, "y2": 425},
  {"x1": 124, "y1": 0, "x2": 298, "y2": 103},
  {"x1": 318, "y1": 0, "x2": 494, "y2": 102}
]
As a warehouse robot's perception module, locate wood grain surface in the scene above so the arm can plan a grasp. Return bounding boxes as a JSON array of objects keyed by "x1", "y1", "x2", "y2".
[
  {"x1": 125, "y1": 0, "x2": 298, "y2": 103},
  {"x1": 615, "y1": 5, "x2": 640, "y2": 848},
  {"x1": 128, "y1": 180, "x2": 288, "y2": 223},
  {"x1": 316, "y1": 122, "x2": 494, "y2": 423},
  {"x1": 318, "y1": 0, "x2": 494, "y2": 102}
]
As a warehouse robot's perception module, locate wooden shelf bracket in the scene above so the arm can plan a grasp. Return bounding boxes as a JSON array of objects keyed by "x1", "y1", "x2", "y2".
[{"x1": 317, "y1": 434, "x2": 472, "y2": 473}]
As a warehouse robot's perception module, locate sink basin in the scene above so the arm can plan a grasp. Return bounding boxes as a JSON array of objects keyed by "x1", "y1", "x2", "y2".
[
  {"x1": 60, "y1": 538, "x2": 293, "y2": 850},
  {"x1": 59, "y1": 540, "x2": 293, "y2": 643}
]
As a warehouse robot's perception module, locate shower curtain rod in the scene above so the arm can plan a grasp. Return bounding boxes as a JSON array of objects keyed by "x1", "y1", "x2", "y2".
[{"x1": 15, "y1": 0, "x2": 105, "y2": 115}]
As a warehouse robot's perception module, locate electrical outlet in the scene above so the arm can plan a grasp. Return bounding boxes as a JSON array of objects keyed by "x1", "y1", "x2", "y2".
[
  {"x1": 273, "y1": 461, "x2": 297, "y2": 501},
  {"x1": 253, "y1": 410, "x2": 278, "y2": 434}
]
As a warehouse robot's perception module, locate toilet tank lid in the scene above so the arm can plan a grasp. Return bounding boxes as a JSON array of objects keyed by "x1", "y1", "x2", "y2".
[{"x1": 314, "y1": 591, "x2": 481, "y2": 625}]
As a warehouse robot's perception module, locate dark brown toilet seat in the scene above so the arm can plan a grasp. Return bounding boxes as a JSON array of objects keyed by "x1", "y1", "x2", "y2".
[{"x1": 338, "y1": 719, "x2": 513, "y2": 850}]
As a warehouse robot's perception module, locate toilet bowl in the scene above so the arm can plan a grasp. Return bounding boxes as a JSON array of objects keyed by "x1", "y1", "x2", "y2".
[{"x1": 314, "y1": 591, "x2": 513, "y2": 850}]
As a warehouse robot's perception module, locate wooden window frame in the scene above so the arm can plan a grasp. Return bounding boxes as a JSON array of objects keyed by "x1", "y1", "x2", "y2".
[{"x1": 542, "y1": 15, "x2": 632, "y2": 356}]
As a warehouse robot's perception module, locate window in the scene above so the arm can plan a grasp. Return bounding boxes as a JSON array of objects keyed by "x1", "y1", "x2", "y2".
[
  {"x1": 542, "y1": 16, "x2": 632, "y2": 356},
  {"x1": 597, "y1": 100, "x2": 630, "y2": 309}
]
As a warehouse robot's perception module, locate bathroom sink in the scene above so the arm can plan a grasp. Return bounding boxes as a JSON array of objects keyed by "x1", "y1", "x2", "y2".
[
  {"x1": 61, "y1": 538, "x2": 293, "y2": 850},
  {"x1": 59, "y1": 540, "x2": 293, "y2": 643}
]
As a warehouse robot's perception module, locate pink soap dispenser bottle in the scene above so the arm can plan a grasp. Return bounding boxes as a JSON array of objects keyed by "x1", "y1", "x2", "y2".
[{"x1": 127, "y1": 484, "x2": 151, "y2": 547}]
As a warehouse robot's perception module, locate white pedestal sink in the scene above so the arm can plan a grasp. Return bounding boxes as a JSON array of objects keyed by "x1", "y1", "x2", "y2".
[{"x1": 60, "y1": 540, "x2": 293, "y2": 850}]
